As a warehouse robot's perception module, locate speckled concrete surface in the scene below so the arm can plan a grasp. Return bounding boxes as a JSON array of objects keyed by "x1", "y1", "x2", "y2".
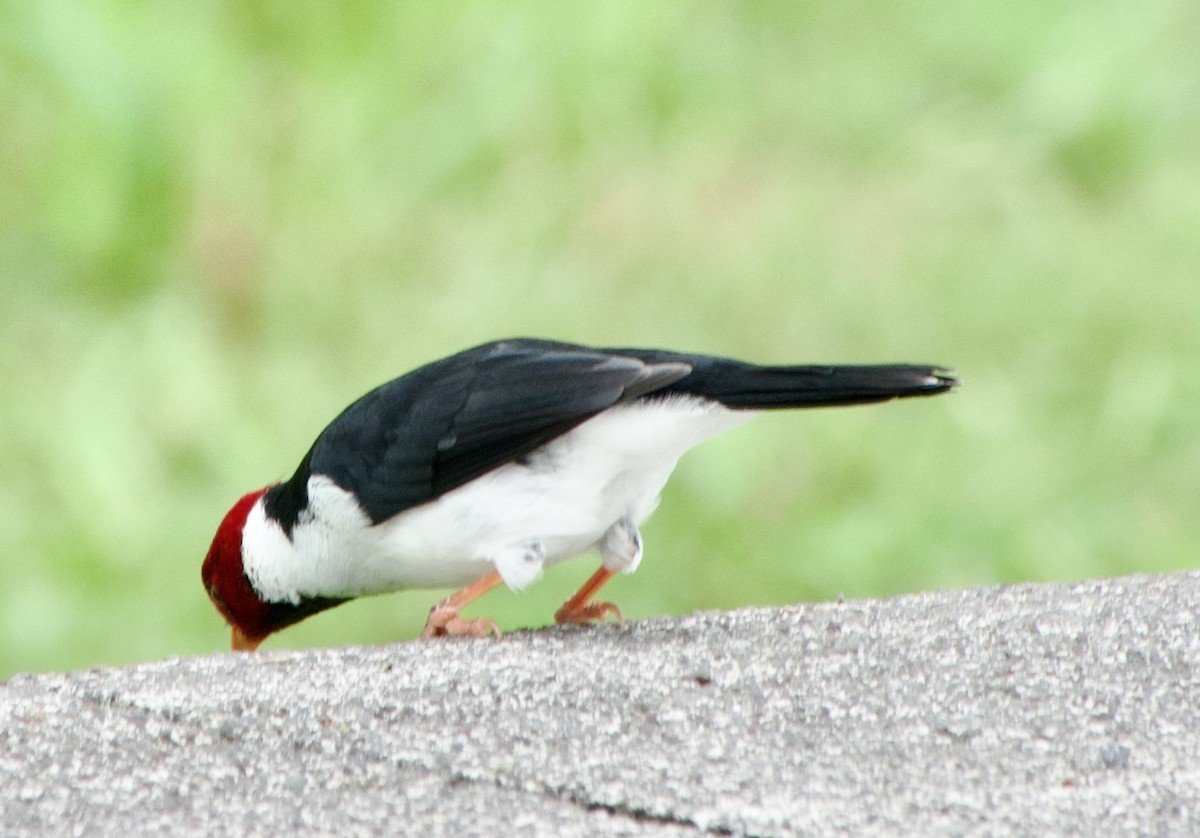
[{"x1": 4, "y1": 572, "x2": 1200, "y2": 836}]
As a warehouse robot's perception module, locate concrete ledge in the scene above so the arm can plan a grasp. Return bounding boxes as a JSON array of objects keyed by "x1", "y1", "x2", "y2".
[{"x1": 4, "y1": 572, "x2": 1200, "y2": 835}]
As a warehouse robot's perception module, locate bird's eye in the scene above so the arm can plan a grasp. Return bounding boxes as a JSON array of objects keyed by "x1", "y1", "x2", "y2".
[{"x1": 205, "y1": 581, "x2": 224, "y2": 608}]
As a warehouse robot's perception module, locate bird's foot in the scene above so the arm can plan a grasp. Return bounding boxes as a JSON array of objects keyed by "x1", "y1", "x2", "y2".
[
  {"x1": 420, "y1": 601, "x2": 501, "y2": 640},
  {"x1": 418, "y1": 570, "x2": 504, "y2": 640},
  {"x1": 555, "y1": 599, "x2": 625, "y2": 628}
]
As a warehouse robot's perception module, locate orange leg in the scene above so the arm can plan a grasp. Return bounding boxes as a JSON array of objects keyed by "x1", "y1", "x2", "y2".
[
  {"x1": 421, "y1": 570, "x2": 504, "y2": 639},
  {"x1": 555, "y1": 566, "x2": 625, "y2": 627}
]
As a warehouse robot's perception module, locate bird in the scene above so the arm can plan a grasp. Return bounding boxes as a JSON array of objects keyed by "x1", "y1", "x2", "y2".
[{"x1": 202, "y1": 338, "x2": 958, "y2": 651}]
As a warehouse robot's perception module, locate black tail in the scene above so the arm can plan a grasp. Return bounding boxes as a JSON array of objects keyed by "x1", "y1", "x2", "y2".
[{"x1": 668, "y1": 360, "x2": 959, "y2": 410}]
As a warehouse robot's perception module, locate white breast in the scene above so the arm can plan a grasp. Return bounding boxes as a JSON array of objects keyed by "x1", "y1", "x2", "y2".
[{"x1": 244, "y1": 396, "x2": 754, "y2": 602}]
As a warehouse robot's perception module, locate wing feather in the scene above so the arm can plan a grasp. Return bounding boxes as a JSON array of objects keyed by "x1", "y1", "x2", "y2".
[{"x1": 305, "y1": 340, "x2": 691, "y2": 523}]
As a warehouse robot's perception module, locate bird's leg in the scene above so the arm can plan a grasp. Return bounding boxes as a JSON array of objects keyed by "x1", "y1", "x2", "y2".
[
  {"x1": 555, "y1": 516, "x2": 641, "y2": 627},
  {"x1": 555, "y1": 566, "x2": 624, "y2": 627},
  {"x1": 421, "y1": 570, "x2": 504, "y2": 639}
]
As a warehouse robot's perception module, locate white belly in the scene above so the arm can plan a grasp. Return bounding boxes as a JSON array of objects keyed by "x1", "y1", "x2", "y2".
[
  {"x1": 364, "y1": 396, "x2": 753, "y2": 590},
  {"x1": 246, "y1": 397, "x2": 753, "y2": 601}
]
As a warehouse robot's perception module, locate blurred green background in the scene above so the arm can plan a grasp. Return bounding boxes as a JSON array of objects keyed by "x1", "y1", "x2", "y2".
[{"x1": 2, "y1": 2, "x2": 1197, "y2": 677}]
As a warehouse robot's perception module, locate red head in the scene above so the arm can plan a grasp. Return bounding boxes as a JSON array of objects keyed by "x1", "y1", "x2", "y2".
[
  {"x1": 203, "y1": 485, "x2": 349, "y2": 651},
  {"x1": 202, "y1": 487, "x2": 273, "y2": 651}
]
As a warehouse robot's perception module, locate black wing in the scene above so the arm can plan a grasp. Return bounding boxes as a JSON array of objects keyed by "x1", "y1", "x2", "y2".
[
  {"x1": 282, "y1": 340, "x2": 691, "y2": 525},
  {"x1": 263, "y1": 338, "x2": 955, "y2": 530}
]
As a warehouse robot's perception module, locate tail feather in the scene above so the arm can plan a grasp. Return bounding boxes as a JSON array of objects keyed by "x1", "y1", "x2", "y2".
[{"x1": 685, "y1": 363, "x2": 960, "y2": 409}]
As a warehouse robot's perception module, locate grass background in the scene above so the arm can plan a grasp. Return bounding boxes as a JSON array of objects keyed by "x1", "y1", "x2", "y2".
[{"x1": 2, "y1": 2, "x2": 1197, "y2": 676}]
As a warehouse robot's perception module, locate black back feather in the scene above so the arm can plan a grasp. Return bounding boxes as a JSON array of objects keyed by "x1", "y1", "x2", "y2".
[{"x1": 265, "y1": 339, "x2": 956, "y2": 529}]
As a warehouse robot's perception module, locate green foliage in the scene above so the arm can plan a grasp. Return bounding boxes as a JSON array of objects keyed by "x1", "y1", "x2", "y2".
[{"x1": 2, "y1": 1, "x2": 1197, "y2": 676}]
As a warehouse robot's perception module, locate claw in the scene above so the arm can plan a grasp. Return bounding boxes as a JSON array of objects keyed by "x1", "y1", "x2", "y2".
[
  {"x1": 418, "y1": 570, "x2": 503, "y2": 640},
  {"x1": 555, "y1": 599, "x2": 625, "y2": 627},
  {"x1": 554, "y1": 566, "x2": 625, "y2": 629},
  {"x1": 421, "y1": 606, "x2": 501, "y2": 639}
]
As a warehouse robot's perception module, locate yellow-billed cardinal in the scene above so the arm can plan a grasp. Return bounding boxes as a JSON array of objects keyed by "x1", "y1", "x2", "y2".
[{"x1": 202, "y1": 339, "x2": 957, "y2": 650}]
